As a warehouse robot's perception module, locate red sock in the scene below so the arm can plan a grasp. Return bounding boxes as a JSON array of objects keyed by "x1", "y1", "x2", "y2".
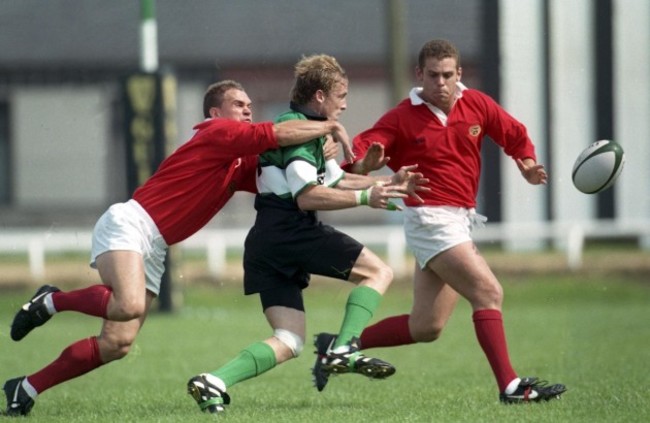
[
  {"x1": 360, "y1": 314, "x2": 415, "y2": 349},
  {"x1": 27, "y1": 337, "x2": 104, "y2": 394},
  {"x1": 472, "y1": 309, "x2": 518, "y2": 392},
  {"x1": 52, "y1": 285, "x2": 112, "y2": 319}
]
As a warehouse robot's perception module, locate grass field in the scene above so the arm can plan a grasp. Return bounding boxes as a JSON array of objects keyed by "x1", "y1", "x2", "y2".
[{"x1": 1, "y1": 266, "x2": 650, "y2": 422}]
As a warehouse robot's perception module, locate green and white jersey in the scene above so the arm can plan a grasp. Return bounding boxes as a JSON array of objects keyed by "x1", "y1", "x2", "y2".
[{"x1": 257, "y1": 109, "x2": 344, "y2": 203}]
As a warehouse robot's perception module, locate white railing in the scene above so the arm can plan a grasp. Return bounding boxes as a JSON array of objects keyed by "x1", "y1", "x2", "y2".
[{"x1": 0, "y1": 220, "x2": 648, "y2": 280}]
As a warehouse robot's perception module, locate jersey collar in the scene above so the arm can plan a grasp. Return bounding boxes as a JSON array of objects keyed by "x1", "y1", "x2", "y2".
[
  {"x1": 289, "y1": 102, "x2": 328, "y2": 121},
  {"x1": 409, "y1": 82, "x2": 467, "y2": 126},
  {"x1": 409, "y1": 82, "x2": 467, "y2": 106}
]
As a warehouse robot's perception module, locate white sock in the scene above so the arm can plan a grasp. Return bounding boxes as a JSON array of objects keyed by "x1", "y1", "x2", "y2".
[
  {"x1": 504, "y1": 378, "x2": 521, "y2": 395},
  {"x1": 22, "y1": 378, "x2": 38, "y2": 400},
  {"x1": 44, "y1": 294, "x2": 57, "y2": 315}
]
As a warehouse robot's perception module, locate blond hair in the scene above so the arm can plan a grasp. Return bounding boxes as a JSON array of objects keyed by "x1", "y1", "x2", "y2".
[{"x1": 290, "y1": 54, "x2": 347, "y2": 105}]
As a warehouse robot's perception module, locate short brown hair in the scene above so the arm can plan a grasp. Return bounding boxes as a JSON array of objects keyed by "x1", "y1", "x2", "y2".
[
  {"x1": 290, "y1": 54, "x2": 347, "y2": 105},
  {"x1": 418, "y1": 39, "x2": 460, "y2": 69},
  {"x1": 203, "y1": 80, "x2": 245, "y2": 118}
]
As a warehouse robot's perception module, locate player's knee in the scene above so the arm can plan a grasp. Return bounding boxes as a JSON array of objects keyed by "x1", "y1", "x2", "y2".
[
  {"x1": 112, "y1": 299, "x2": 146, "y2": 321},
  {"x1": 111, "y1": 343, "x2": 132, "y2": 361},
  {"x1": 273, "y1": 329, "x2": 304, "y2": 357},
  {"x1": 98, "y1": 335, "x2": 136, "y2": 362},
  {"x1": 378, "y1": 262, "x2": 394, "y2": 283},
  {"x1": 412, "y1": 323, "x2": 445, "y2": 343},
  {"x1": 480, "y1": 281, "x2": 504, "y2": 308},
  {"x1": 366, "y1": 261, "x2": 393, "y2": 292}
]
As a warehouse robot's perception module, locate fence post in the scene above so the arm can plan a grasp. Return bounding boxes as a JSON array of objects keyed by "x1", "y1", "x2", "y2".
[
  {"x1": 28, "y1": 239, "x2": 45, "y2": 280},
  {"x1": 566, "y1": 224, "x2": 585, "y2": 270},
  {"x1": 207, "y1": 235, "x2": 226, "y2": 279},
  {"x1": 387, "y1": 228, "x2": 406, "y2": 276}
]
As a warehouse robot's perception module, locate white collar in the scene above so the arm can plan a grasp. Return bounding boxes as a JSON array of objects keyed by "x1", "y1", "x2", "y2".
[
  {"x1": 409, "y1": 82, "x2": 467, "y2": 126},
  {"x1": 409, "y1": 82, "x2": 467, "y2": 106}
]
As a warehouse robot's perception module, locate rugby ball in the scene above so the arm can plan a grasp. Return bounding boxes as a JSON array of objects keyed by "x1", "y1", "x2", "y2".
[{"x1": 572, "y1": 140, "x2": 625, "y2": 194}]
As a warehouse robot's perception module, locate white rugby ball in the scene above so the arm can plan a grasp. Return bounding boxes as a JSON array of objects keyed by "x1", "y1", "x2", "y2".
[{"x1": 572, "y1": 140, "x2": 625, "y2": 194}]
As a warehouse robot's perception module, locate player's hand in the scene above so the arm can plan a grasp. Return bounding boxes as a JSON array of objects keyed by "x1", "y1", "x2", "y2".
[
  {"x1": 359, "y1": 142, "x2": 390, "y2": 174},
  {"x1": 322, "y1": 135, "x2": 339, "y2": 161},
  {"x1": 516, "y1": 158, "x2": 548, "y2": 185},
  {"x1": 367, "y1": 185, "x2": 407, "y2": 211},
  {"x1": 330, "y1": 122, "x2": 355, "y2": 163},
  {"x1": 389, "y1": 164, "x2": 430, "y2": 203}
]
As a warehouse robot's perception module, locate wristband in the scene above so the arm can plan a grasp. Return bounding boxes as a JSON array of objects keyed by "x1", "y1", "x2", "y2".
[
  {"x1": 360, "y1": 188, "x2": 369, "y2": 205},
  {"x1": 354, "y1": 189, "x2": 370, "y2": 206}
]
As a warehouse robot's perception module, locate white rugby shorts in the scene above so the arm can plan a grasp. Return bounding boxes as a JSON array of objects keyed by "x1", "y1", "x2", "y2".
[
  {"x1": 404, "y1": 206, "x2": 487, "y2": 269},
  {"x1": 90, "y1": 199, "x2": 168, "y2": 295}
]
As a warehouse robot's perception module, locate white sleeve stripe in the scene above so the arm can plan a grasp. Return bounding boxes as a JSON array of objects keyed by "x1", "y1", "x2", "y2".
[
  {"x1": 324, "y1": 159, "x2": 344, "y2": 187},
  {"x1": 287, "y1": 161, "x2": 318, "y2": 197}
]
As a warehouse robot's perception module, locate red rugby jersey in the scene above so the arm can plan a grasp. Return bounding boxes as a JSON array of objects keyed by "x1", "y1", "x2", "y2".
[
  {"x1": 346, "y1": 88, "x2": 537, "y2": 208},
  {"x1": 132, "y1": 119, "x2": 276, "y2": 245}
]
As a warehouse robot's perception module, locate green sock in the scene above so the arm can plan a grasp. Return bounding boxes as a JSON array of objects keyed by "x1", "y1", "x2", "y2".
[
  {"x1": 211, "y1": 341, "x2": 277, "y2": 388},
  {"x1": 334, "y1": 286, "x2": 382, "y2": 349}
]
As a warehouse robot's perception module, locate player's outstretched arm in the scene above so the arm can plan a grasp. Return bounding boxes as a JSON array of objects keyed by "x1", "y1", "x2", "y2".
[
  {"x1": 273, "y1": 120, "x2": 354, "y2": 162},
  {"x1": 516, "y1": 158, "x2": 548, "y2": 185},
  {"x1": 296, "y1": 184, "x2": 413, "y2": 212},
  {"x1": 338, "y1": 164, "x2": 430, "y2": 203},
  {"x1": 387, "y1": 164, "x2": 431, "y2": 203}
]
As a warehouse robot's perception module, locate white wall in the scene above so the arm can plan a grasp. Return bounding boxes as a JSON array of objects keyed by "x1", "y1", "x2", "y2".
[
  {"x1": 175, "y1": 82, "x2": 205, "y2": 149},
  {"x1": 548, "y1": 0, "x2": 596, "y2": 228},
  {"x1": 499, "y1": 0, "x2": 547, "y2": 250},
  {"x1": 342, "y1": 80, "x2": 394, "y2": 137},
  {"x1": 12, "y1": 86, "x2": 110, "y2": 208},
  {"x1": 613, "y1": 0, "x2": 650, "y2": 248}
]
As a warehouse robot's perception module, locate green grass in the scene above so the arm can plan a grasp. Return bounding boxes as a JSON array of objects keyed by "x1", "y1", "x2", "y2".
[{"x1": 1, "y1": 275, "x2": 650, "y2": 422}]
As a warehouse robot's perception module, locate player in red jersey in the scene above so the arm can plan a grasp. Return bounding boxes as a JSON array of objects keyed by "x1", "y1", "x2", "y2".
[
  {"x1": 3, "y1": 80, "x2": 353, "y2": 416},
  {"x1": 314, "y1": 40, "x2": 566, "y2": 403}
]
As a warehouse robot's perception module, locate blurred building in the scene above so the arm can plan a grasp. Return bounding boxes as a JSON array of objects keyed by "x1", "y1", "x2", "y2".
[
  {"x1": 0, "y1": 0, "x2": 647, "y2": 248},
  {"x1": 0, "y1": 0, "x2": 483, "y2": 229}
]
